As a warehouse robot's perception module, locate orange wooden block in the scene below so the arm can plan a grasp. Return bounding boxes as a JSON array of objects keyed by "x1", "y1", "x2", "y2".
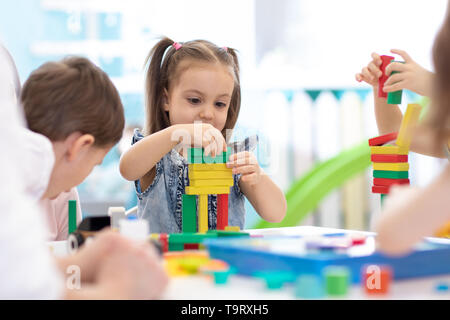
[{"x1": 362, "y1": 265, "x2": 392, "y2": 295}]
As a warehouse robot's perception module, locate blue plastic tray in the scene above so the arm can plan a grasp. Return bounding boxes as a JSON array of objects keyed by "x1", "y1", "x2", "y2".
[{"x1": 205, "y1": 235, "x2": 450, "y2": 283}]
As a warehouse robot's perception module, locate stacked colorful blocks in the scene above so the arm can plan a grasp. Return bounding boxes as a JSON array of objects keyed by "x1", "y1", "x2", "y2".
[
  {"x1": 183, "y1": 147, "x2": 233, "y2": 233},
  {"x1": 369, "y1": 104, "x2": 422, "y2": 196},
  {"x1": 369, "y1": 132, "x2": 410, "y2": 195}
]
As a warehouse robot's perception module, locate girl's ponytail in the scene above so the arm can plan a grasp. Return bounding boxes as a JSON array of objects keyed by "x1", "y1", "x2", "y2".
[{"x1": 144, "y1": 37, "x2": 174, "y2": 135}]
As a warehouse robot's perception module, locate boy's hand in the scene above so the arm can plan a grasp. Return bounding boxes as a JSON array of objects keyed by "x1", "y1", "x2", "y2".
[
  {"x1": 384, "y1": 49, "x2": 434, "y2": 97},
  {"x1": 226, "y1": 151, "x2": 261, "y2": 186},
  {"x1": 355, "y1": 52, "x2": 383, "y2": 87},
  {"x1": 95, "y1": 233, "x2": 169, "y2": 300}
]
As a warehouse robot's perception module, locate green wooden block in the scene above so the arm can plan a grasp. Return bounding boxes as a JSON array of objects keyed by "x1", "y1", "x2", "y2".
[
  {"x1": 189, "y1": 157, "x2": 203, "y2": 164},
  {"x1": 182, "y1": 194, "x2": 197, "y2": 233},
  {"x1": 203, "y1": 147, "x2": 231, "y2": 164},
  {"x1": 387, "y1": 88, "x2": 403, "y2": 104},
  {"x1": 324, "y1": 266, "x2": 350, "y2": 296},
  {"x1": 188, "y1": 148, "x2": 203, "y2": 157},
  {"x1": 203, "y1": 154, "x2": 224, "y2": 164},
  {"x1": 169, "y1": 233, "x2": 217, "y2": 244},
  {"x1": 168, "y1": 242, "x2": 184, "y2": 251},
  {"x1": 387, "y1": 64, "x2": 404, "y2": 105},
  {"x1": 380, "y1": 194, "x2": 387, "y2": 207},
  {"x1": 188, "y1": 148, "x2": 203, "y2": 164},
  {"x1": 223, "y1": 147, "x2": 231, "y2": 163},
  {"x1": 207, "y1": 230, "x2": 250, "y2": 237},
  {"x1": 68, "y1": 200, "x2": 77, "y2": 234},
  {"x1": 373, "y1": 170, "x2": 409, "y2": 179}
]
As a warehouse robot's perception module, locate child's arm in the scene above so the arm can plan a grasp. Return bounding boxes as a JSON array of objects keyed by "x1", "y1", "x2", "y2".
[
  {"x1": 119, "y1": 123, "x2": 226, "y2": 182},
  {"x1": 57, "y1": 230, "x2": 169, "y2": 299},
  {"x1": 227, "y1": 152, "x2": 287, "y2": 223},
  {"x1": 375, "y1": 164, "x2": 450, "y2": 256},
  {"x1": 356, "y1": 50, "x2": 445, "y2": 157},
  {"x1": 119, "y1": 126, "x2": 180, "y2": 182}
]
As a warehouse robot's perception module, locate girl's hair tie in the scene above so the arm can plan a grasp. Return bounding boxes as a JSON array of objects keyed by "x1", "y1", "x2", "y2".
[{"x1": 173, "y1": 42, "x2": 183, "y2": 50}]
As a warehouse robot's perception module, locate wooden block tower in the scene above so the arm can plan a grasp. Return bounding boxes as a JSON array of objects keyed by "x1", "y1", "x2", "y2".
[
  {"x1": 182, "y1": 147, "x2": 233, "y2": 233},
  {"x1": 369, "y1": 104, "x2": 422, "y2": 202}
]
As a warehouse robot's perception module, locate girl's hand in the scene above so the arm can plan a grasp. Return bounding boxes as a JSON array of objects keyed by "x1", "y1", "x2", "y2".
[
  {"x1": 383, "y1": 49, "x2": 434, "y2": 97},
  {"x1": 355, "y1": 52, "x2": 383, "y2": 87},
  {"x1": 226, "y1": 151, "x2": 261, "y2": 186},
  {"x1": 172, "y1": 123, "x2": 226, "y2": 157}
]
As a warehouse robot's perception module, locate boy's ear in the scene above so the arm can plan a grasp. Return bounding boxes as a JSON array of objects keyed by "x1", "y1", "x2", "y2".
[
  {"x1": 163, "y1": 88, "x2": 170, "y2": 112},
  {"x1": 65, "y1": 133, "x2": 95, "y2": 161}
]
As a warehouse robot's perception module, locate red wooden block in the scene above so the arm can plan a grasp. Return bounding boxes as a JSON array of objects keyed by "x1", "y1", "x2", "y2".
[
  {"x1": 217, "y1": 194, "x2": 229, "y2": 230},
  {"x1": 362, "y1": 265, "x2": 392, "y2": 295},
  {"x1": 184, "y1": 243, "x2": 199, "y2": 250},
  {"x1": 371, "y1": 154, "x2": 408, "y2": 163},
  {"x1": 372, "y1": 185, "x2": 390, "y2": 194},
  {"x1": 378, "y1": 55, "x2": 395, "y2": 98},
  {"x1": 159, "y1": 233, "x2": 169, "y2": 253},
  {"x1": 368, "y1": 132, "x2": 398, "y2": 146},
  {"x1": 373, "y1": 178, "x2": 410, "y2": 187}
]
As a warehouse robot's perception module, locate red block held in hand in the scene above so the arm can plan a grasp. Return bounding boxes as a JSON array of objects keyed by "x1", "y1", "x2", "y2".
[{"x1": 378, "y1": 55, "x2": 394, "y2": 98}]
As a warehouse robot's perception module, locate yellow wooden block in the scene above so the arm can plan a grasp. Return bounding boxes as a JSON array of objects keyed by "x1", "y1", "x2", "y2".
[
  {"x1": 198, "y1": 194, "x2": 208, "y2": 233},
  {"x1": 224, "y1": 226, "x2": 240, "y2": 232},
  {"x1": 373, "y1": 162, "x2": 410, "y2": 171},
  {"x1": 189, "y1": 164, "x2": 229, "y2": 171},
  {"x1": 189, "y1": 178, "x2": 234, "y2": 187},
  {"x1": 185, "y1": 186, "x2": 231, "y2": 195},
  {"x1": 370, "y1": 145, "x2": 409, "y2": 155},
  {"x1": 189, "y1": 170, "x2": 232, "y2": 180},
  {"x1": 396, "y1": 104, "x2": 422, "y2": 149},
  {"x1": 148, "y1": 233, "x2": 160, "y2": 241}
]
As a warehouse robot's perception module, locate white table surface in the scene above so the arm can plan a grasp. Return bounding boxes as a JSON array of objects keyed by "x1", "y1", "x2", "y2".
[{"x1": 49, "y1": 226, "x2": 450, "y2": 300}]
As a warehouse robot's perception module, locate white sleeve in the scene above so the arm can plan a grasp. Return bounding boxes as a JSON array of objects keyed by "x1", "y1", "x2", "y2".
[
  {"x1": 20, "y1": 130, "x2": 55, "y2": 201},
  {"x1": 0, "y1": 45, "x2": 64, "y2": 299}
]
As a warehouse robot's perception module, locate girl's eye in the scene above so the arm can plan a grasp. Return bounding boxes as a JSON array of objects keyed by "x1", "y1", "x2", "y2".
[
  {"x1": 188, "y1": 97, "x2": 201, "y2": 105},
  {"x1": 215, "y1": 102, "x2": 227, "y2": 108}
]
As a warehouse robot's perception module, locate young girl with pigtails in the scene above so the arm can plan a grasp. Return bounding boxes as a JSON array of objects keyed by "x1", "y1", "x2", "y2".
[{"x1": 120, "y1": 38, "x2": 286, "y2": 233}]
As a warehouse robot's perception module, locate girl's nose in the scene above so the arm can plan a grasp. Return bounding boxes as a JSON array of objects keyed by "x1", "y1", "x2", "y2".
[{"x1": 199, "y1": 106, "x2": 214, "y2": 120}]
